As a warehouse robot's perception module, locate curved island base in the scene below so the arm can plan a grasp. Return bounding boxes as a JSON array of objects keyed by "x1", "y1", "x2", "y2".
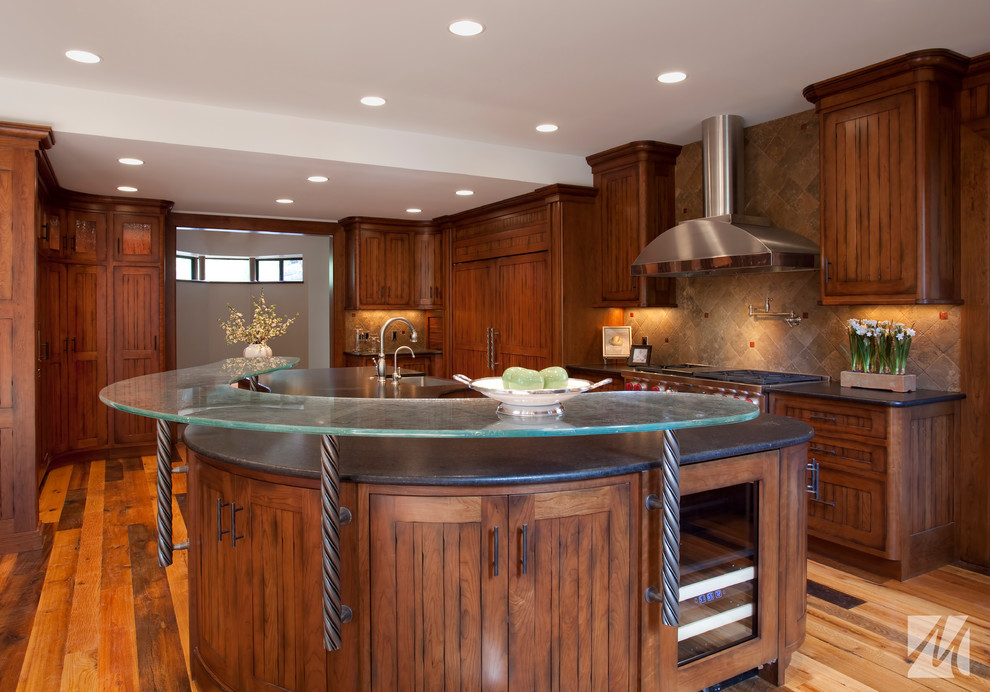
[{"x1": 184, "y1": 417, "x2": 812, "y2": 692}]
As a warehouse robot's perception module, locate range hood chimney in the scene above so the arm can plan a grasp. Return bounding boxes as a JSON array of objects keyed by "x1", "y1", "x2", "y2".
[{"x1": 631, "y1": 115, "x2": 819, "y2": 278}]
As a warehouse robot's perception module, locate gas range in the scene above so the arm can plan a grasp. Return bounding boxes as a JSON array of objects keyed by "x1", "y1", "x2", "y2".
[{"x1": 624, "y1": 365, "x2": 828, "y2": 411}]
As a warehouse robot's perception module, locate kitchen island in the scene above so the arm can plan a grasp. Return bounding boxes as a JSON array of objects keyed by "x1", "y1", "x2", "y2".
[{"x1": 101, "y1": 362, "x2": 812, "y2": 692}]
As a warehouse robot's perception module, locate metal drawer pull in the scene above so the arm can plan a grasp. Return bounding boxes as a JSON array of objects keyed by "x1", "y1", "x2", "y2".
[
  {"x1": 810, "y1": 444, "x2": 838, "y2": 455},
  {"x1": 231, "y1": 502, "x2": 245, "y2": 547},
  {"x1": 807, "y1": 459, "x2": 836, "y2": 507},
  {"x1": 521, "y1": 524, "x2": 528, "y2": 574},
  {"x1": 216, "y1": 498, "x2": 230, "y2": 543},
  {"x1": 809, "y1": 414, "x2": 837, "y2": 423},
  {"x1": 493, "y1": 525, "x2": 499, "y2": 577}
]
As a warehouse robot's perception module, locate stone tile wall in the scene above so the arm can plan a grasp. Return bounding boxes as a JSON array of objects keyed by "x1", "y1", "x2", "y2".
[{"x1": 625, "y1": 110, "x2": 962, "y2": 391}]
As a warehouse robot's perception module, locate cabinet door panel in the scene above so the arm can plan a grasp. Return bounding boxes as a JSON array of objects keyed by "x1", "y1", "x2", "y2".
[
  {"x1": 191, "y1": 461, "x2": 242, "y2": 688},
  {"x1": 809, "y1": 466, "x2": 887, "y2": 552},
  {"x1": 66, "y1": 264, "x2": 107, "y2": 450},
  {"x1": 821, "y1": 92, "x2": 917, "y2": 299},
  {"x1": 244, "y1": 479, "x2": 325, "y2": 691},
  {"x1": 600, "y1": 170, "x2": 640, "y2": 302},
  {"x1": 508, "y1": 483, "x2": 631, "y2": 691},
  {"x1": 112, "y1": 266, "x2": 161, "y2": 444},
  {"x1": 384, "y1": 232, "x2": 411, "y2": 305},
  {"x1": 369, "y1": 493, "x2": 507, "y2": 692},
  {"x1": 496, "y1": 252, "x2": 551, "y2": 371},
  {"x1": 37, "y1": 263, "x2": 67, "y2": 462},
  {"x1": 114, "y1": 214, "x2": 161, "y2": 263},
  {"x1": 451, "y1": 260, "x2": 497, "y2": 376},
  {"x1": 66, "y1": 210, "x2": 107, "y2": 262}
]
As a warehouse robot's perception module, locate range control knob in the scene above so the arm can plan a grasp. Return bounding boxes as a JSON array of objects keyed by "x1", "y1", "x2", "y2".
[{"x1": 650, "y1": 385, "x2": 661, "y2": 391}]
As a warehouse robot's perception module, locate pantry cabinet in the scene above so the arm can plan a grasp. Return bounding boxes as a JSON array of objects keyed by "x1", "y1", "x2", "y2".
[
  {"x1": 35, "y1": 192, "x2": 170, "y2": 472},
  {"x1": 412, "y1": 228, "x2": 444, "y2": 308},
  {"x1": 803, "y1": 49, "x2": 968, "y2": 305},
  {"x1": 770, "y1": 390, "x2": 960, "y2": 579}
]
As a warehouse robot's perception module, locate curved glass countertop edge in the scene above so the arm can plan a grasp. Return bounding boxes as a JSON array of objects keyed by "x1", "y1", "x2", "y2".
[{"x1": 99, "y1": 358, "x2": 760, "y2": 438}]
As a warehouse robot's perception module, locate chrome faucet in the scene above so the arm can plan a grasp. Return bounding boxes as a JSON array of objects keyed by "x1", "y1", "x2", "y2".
[
  {"x1": 392, "y1": 346, "x2": 415, "y2": 382},
  {"x1": 375, "y1": 317, "x2": 418, "y2": 379}
]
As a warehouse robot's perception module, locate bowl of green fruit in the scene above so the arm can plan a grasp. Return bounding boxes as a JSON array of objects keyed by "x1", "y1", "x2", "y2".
[{"x1": 453, "y1": 367, "x2": 612, "y2": 416}]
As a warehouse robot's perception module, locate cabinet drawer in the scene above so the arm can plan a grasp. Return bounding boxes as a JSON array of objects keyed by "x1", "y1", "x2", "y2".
[
  {"x1": 809, "y1": 435, "x2": 886, "y2": 474},
  {"x1": 772, "y1": 395, "x2": 886, "y2": 440},
  {"x1": 808, "y1": 465, "x2": 887, "y2": 553}
]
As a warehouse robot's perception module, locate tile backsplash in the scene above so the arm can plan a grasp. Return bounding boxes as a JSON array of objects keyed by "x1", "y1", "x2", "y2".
[{"x1": 626, "y1": 109, "x2": 962, "y2": 391}]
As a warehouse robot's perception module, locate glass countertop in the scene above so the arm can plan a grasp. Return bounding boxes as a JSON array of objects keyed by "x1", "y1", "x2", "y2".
[{"x1": 99, "y1": 358, "x2": 759, "y2": 438}]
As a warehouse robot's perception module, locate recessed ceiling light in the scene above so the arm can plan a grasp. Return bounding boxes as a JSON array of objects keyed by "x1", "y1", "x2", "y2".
[
  {"x1": 536, "y1": 123, "x2": 559, "y2": 133},
  {"x1": 307, "y1": 175, "x2": 329, "y2": 183},
  {"x1": 406, "y1": 208, "x2": 422, "y2": 214},
  {"x1": 657, "y1": 71, "x2": 687, "y2": 84},
  {"x1": 360, "y1": 96, "x2": 386, "y2": 107},
  {"x1": 448, "y1": 20, "x2": 484, "y2": 36},
  {"x1": 275, "y1": 198, "x2": 294, "y2": 204},
  {"x1": 65, "y1": 49, "x2": 101, "y2": 64},
  {"x1": 455, "y1": 190, "x2": 474, "y2": 196},
  {"x1": 118, "y1": 157, "x2": 144, "y2": 166},
  {"x1": 116, "y1": 186, "x2": 138, "y2": 193}
]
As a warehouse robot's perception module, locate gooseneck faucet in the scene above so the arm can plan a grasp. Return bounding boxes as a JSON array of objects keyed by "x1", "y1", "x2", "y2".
[
  {"x1": 375, "y1": 317, "x2": 418, "y2": 379},
  {"x1": 392, "y1": 346, "x2": 415, "y2": 382}
]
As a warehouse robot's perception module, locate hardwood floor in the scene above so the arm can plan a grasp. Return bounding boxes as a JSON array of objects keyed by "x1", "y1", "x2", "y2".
[{"x1": 1, "y1": 454, "x2": 988, "y2": 691}]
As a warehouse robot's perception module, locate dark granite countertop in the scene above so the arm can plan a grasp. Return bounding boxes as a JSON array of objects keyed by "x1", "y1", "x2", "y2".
[
  {"x1": 344, "y1": 348, "x2": 443, "y2": 356},
  {"x1": 182, "y1": 414, "x2": 813, "y2": 486},
  {"x1": 566, "y1": 363, "x2": 629, "y2": 376},
  {"x1": 767, "y1": 382, "x2": 965, "y2": 407}
]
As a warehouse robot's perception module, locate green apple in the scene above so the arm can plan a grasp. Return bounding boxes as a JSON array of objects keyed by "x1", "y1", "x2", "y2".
[
  {"x1": 501, "y1": 366, "x2": 544, "y2": 390},
  {"x1": 539, "y1": 366, "x2": 569, "y2": 389}
]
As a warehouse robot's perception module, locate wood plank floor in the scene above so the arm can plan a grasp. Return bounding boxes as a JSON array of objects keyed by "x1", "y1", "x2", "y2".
[{"x1": 1, "y1": 454, "x2": 989, "y2": 691}]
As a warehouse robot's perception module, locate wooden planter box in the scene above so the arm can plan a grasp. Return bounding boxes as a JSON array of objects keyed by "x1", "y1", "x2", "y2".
[{"x1": 840, "y1": 370, "x2": 917, "y2": 392}]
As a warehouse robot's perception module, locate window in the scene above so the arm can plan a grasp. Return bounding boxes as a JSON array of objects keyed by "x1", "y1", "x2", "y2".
[{"x1": 177, "y1": 253, "x2": 303, "y2": 283}]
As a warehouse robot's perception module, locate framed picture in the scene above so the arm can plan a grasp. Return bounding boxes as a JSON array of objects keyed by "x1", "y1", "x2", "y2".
[
  {"x1": 602, "y1": 326, "x2": 632, "y2": 359},
  {"x1": 628, "y1": 344, "x2": 652, "y2": 367}
]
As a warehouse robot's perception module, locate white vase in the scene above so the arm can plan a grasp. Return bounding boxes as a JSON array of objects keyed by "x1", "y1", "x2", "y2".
[{"x1": 243, "y1": 343, "x2": 272, "y2": 358}]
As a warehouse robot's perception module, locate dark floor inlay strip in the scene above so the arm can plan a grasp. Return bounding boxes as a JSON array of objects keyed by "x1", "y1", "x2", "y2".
[{"x1": 807, "y1": 579, "x2": 866, "y2": 609}]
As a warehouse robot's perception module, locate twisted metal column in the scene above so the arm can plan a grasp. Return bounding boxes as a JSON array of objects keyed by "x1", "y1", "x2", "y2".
[
  {"x1": 156, "y1": 419, "x2": 174, "y2": 567},
  {"x1": 661, "y1": 429, "x2": 681, "y2": 627},
  {"x1": 321, "y1": 433, "x2": 343, "y2": 651}
]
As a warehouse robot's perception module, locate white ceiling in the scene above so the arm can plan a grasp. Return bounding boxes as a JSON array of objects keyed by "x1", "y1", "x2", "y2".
[{"x1": 2, "y1": 0, "x2": 989, "y2": 222}]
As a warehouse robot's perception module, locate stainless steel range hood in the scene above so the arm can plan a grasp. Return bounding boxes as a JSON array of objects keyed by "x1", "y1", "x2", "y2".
[{"x1": 631, "y1": 115, "x2": 819, "y2": 278}]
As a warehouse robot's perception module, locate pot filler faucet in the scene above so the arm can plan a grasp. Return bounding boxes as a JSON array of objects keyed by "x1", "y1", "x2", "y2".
[{"x1": 375, "y1": 317, "x2": 418, "y2": 380}]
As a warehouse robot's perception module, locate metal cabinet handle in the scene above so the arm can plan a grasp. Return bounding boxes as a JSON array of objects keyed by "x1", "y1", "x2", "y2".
[
  {"x1": 493, "y1": 525, "x2": 499, "y2": 577},
  {"x1": 807, "y1": 459, "x2": 836, "y2": 507},
  {"x1": 71, "y1": 337, "x2": 77, "y2": 352},
  {"x1": 810, "y1": 443, "x2": 837, "y2": 455},
  {"x1": 824, "y1": 258, "x2": 831, "y2": 282},
  {"x1": 809, "y1": 414, "x2": 837, "y2": 423},
  {"x1": 41, "y1": 223, "x2": 50, "y2": 243},
  {"x1": 491, "y1": 331, "x2": 500, "y2": 367},
  {"x1": 231, "y1": 502, "x2": 245, "y2": 547},
  {"x1": 521, "y1": 524, "x2": 528, "y2": 575},
  {"x1": 217, "y1": 498, "x2": 230, "y2": 542}
]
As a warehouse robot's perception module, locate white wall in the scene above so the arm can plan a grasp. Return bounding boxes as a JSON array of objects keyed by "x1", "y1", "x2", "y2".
[{"x1": 175, "y1": 229, "x2": 331, "y2": 368}]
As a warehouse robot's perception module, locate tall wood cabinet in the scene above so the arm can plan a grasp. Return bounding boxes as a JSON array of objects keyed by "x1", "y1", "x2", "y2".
[
  {"x1": 441, "y1": 184, "x2": 607, "y2": 378},
  {"x1": 803, "y1": 49, "x2": 969, "y2": 304},
  {"x1": 586, "y1": 141, "x2": 680, "y2": 307},
  {"x1": 0, "y1": 122, "x2": 53, "y2": 555},
  {"x1": 35, "y1": 191, "x2": 171, "y2": 475}
]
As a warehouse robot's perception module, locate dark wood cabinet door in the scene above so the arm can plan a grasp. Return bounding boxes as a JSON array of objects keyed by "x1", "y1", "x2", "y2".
[
  {"x1": 369, "y1": 493, "x2": 508, "y2": 692},
  {"x1": 357, "y1": 230, "x2": 387, "y2": 305},
  {"x1": 191, "y1": 460, "x2": 243, "y2": 689},
  {"x1": 65, "y1": 210, "x2": 107, "y2": 262},
  {"x1": 507, "y1": 482, "x2": 633, "y2": 691},
  {"x1": 113, "y1": 213, "x2": 161, "y2": 263},
  {"x1": 599, "y1": 166, "x2": 642, "y2": 303},
  {"x1": 820, "y1": 92, "x2": 918, "y2": 301},
  {"x1": 451, "y1": 259, "x2": 497, "y2": 377},
  {"x1": 36, "y1": 262, "x2": 67, "y2": 471},
  {"x1": 412, "y1": 230, "x2": 443, "y2": 307},
  {"x1": 241, "y1": 477, "x2": 325, "y2": 691},
  {"x1": 111, "y1": 266, "x2": 161, "y2": 444},
  {"x1": 495, "y1": 252, "x2": 551, "y2": 372},
  {"x1": 808, "y1": 465, "x2": 887, "y2": 552},
  {"x1": 384, "y1": 231, "x2": 411, "y2": 305},
  {"x1": 65, "y1": 264, "x2": 107, "y2": 450},
  {"x1": 38, "y1": 206, "x2": 65, "y2": 258}
]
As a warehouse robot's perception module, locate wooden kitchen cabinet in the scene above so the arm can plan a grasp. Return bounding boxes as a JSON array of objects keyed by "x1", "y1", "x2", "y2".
[
  {"x1": 770, "y1": 391, "x2": 960, "y2": 579},
  {"x1": 65, "y1": 209, "x2": 108, "y2": 263},
  {"x1": 803, "y1": 49, "x2": 969, "y2": 304},
  {"x1": 367, "y1": 478, "x2": 635, "y2": 691},
  {"x1": 341, "y1": 217, "x2": 438, "y2": 309},
  {"x1": 189, "y1": 456, "x2": 326, "y2": 692},
  {"x1": 65, "y1": 264, "x2": 109, "y2": 451},
  {"x1": 111, "y1": 265, "x2": 161, "y2": 444},
  {"x1": 450, "y1": 251, "x2": 552, "y2": 377},
  {"x1": 412, "y1": 228, "x2": 444, "y2": 307},
  {"x1": 586, "y1": 141, "x2": 680, "y2": 307},
  {"x1": 113, "y1": 213, "x2": 161, "y2": 263}
]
